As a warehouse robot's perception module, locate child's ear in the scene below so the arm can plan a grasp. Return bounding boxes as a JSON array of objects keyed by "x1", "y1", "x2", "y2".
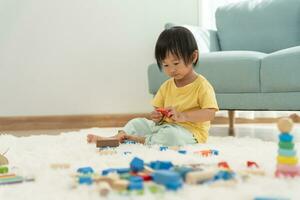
[{"x1": 192, "y1": 50, "x2": 198, "y2": 64}]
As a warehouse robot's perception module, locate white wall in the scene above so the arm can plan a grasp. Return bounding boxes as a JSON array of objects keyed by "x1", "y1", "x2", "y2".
[{"x1": 0, "y1": 0, "x2": 199, "y2": 116}]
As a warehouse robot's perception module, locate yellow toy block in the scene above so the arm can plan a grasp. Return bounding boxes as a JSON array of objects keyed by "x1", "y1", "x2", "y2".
[{"x1": 277, "y1": 156, "x2": 298, "y2": 165}]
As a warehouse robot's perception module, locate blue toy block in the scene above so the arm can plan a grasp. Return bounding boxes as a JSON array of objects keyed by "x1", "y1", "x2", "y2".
[
  {"x1": 211, "y1": 150, "x2": 219, "y2": 155},
  {"x1": 254, "y1": 197, "x2": 289, "y2": 200},
  {"x1": 116, "y1": 168, "x2": 131, "y2": 174},
  {"x1": 279, "y1": 134, "x2": 293, "y2": 142},
  {"x1": 102, "y1": 168, "x2": 117, "y2": 175},
  {"x1": 129, "y1": 176, "x2": 143, "y2": 183},
  {"x1": 149, "y1": 161, "x2": 173, "y2": 170},
  {"x1": 128, "y1": 181, "x2": 144, "y2": 190},
  {"x1": 130, "y1": 157, "x2": 144, "y2": 172},
  {"x1": 160, "y1": 146, "x2": 168, "y2": 151},
  {"x1": 278, "y1": 148, "x2": 296, "y2": 157},
  {"x1": 178, "y1": 150, "x2": 187, "y2": 154},
  {"x1": 78, "y1": 176, "x2": 93, "y2": 185},
  {"x1": 124, "y1": 140, "x2": 137, "y2": 144},
  {"x1": 173, "y1": 166, "x2": 193, "y2": 180},
  {"x1": 213, "y1": 170, "x2": 235, "y2": 181},
  {"x1": 152, "y1": 170, "x2": 183, "y2": 190},
  {"x1": 165, "y1": 180, "x2": 182, "y2": 190},
  {"x1": 77, "y1": 167, "x2": 94, "y2": 174}
]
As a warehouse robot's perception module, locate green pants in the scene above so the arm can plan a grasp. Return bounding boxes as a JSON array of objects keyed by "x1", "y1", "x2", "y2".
[{"x1": 123, "y1": 118, "x2": 197, "y2": 146}]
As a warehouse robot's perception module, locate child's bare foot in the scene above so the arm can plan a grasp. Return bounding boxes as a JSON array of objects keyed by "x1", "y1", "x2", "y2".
[
  {"x1": 87, "y1": 134, "x2": 104, "y2": 143},
  {"x1": 87, "y1": 130, "x2": 128, "y2": 144}
]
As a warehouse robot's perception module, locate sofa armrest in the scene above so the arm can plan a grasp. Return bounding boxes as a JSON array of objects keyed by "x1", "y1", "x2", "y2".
[{"x1": 165, "y1": 23, "x2": 221, "y2": 53}]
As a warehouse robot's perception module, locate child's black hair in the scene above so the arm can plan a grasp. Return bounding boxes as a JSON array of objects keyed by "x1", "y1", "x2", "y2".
[{"x1": 155, "y1": 26, "x2": 198, "y2": 70}]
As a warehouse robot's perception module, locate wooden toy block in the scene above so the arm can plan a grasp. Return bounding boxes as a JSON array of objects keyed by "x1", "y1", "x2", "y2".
[
  {"x1": 210, "y1": 179, "x2": 237, "y2": 187},
  {"x1": 96, "y1": 138, "x2": 119, "y2": 148},
  {"x1": 277, "y1": 118, "x2": 293, "y2": 133},
  {"x1": 239, "y1": 169, "x2": 265, "y2": 176},
  {"x1": 112, "y1": 179, "x2": 129, "y2": 191},
  {"x1": 0, "y1": 174, "x2": 16, "y2": 179},
  {"x1": 98, "y1": 149, "x2": 117, "y2": 155},
  {"x1": 185, "y1": 168, "x2": 217, "y2": 184},
  {"x1": 0, "y1": 176, "x2": 23, "y2": 185},
  {"x1": 0, "y1": 154, "x2": 9, "y2": 165},
  {"x1": 98, "y1": 182, "x2": 111, "y2": 197},
  {"x1": 50, "y1": 163, "x2": 70, "y2": 169},
  {"x1": 94, "y1": 174, "x2": 119, "y2": 186}
]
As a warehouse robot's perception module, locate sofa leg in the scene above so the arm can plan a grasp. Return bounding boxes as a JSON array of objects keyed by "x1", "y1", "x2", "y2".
[{"x1": 228, "y1": 110, "x2": 235, "y2": 136}]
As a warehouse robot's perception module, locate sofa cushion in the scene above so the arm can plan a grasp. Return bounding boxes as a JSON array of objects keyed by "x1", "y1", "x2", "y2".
[
  {"x1": 197, "y1": 51, "x2": 265, "y2": 93},
  {"x1": 216, "y1": 0, "x2": 300, "y2": 53},
  {"x1": 261, "y1": 46, "x2": 300, "y2": 92}
]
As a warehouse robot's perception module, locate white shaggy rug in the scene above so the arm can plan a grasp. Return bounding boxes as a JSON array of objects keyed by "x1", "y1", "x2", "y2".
[{"x1": 0, "y1": 127, "x2": 300, "y2": 200}]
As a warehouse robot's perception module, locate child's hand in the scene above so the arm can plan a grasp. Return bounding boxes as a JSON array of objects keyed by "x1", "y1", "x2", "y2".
[
  {"x1": 166, "y1": 107, "x2": 186, "y2": 122},
  {"x1": 150, "y1": 110, "x2": 163, "y2": 123}
]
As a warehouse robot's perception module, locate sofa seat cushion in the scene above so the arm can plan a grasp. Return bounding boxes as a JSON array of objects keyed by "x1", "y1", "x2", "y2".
[
  {"x1": 261, "y1": 46, "x2": 300, "y2": 92},
  {"x1": 197, "y1": 51, "x2": 265, "y2": 93}
]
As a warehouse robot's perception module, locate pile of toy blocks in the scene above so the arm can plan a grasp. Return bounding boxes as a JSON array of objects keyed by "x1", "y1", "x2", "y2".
[{"x1": 73, "y1": 157, "x2": 237, "y2": 196}]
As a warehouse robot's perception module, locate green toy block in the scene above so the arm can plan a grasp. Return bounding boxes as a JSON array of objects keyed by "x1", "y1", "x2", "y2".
[{"x1": 0, "y1": 166, "x2": 8, "y2": 174}]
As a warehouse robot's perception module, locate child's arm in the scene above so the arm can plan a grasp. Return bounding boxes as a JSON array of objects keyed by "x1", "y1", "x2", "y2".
[{"x1": 167, "y1": 107, "x2": 216, "y2": 123}]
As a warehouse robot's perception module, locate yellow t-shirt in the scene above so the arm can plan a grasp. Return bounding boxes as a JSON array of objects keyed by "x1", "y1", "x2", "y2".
[{"x1": 151, "y1": 74, "x2": 219, "y2": 143}]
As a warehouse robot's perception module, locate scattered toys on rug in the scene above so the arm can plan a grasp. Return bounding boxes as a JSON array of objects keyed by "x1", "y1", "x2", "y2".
[
  {"x1": 0, "y1": 166, "x2": 35, "y2": 185},
  {"x1": 275, "y1": 118, "x2": 300, "y2": 178},
  {"x1": 72, "y1": 156, "x2": 242, "y2": 197}
]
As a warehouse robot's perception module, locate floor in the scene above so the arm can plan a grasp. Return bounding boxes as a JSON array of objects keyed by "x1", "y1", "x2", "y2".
[{"x1": 2, "y1": 123, "x2": 300, "y2": 142}]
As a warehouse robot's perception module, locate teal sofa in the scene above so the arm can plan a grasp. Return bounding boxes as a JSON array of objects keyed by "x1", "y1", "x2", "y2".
[{"x1": 147, "y1": 0, "x2": 300, "y2": 135}]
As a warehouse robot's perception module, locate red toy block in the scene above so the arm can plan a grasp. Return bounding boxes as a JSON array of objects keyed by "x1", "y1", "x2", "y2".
[
  {"x1": 247, "y1": 161, "x2": 259, "y2": 168},
  {"x1": 218, "y1": 162, "x2": 230, "y2": 169},
  {"x1": 156, "y1": 108, "x2": 173, "y2": 118}
]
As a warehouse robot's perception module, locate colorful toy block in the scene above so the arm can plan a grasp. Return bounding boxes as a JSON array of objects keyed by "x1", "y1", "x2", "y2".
[
  {"x1": 96, "y1": 138, "x2": 119, "y2": 148},
  {"x1": 130, "y1": 157, "x2": 144, "y2": 172},
  {"x1": 0, "y1": 175, "x2": 23, "y2": 185},
  {"x1": 156, "y1": 108, "x2": 173, "y2": 118},
  {"x1": 78, "y1": 176, "x2": 93, "y2": 185},
  {"x1": 149, "y1": 161, "x2": 173, "y2": 170},
  {"x1": 112, "y1": 179, "x2": 129, "y2": 191},
  {"x1": 98, "y1": 182, "x2": 111, "y2": 197},
  {"x1": 275, "y1": 118, "x2": 300, "y2": 177},
  {"x1": 160, "y1": 146, "x2": 168, "y2": 151},
  {"x1": 247, "y1": 161, "x2": 259, "y2": 168},
  {"x1": 128, "y1": 176, "x2": 144, "y2": 190},
  {"x1": 77, "y1": 167, "x2": 94, "y2": 174},
  {"x1": 213, "y1": 170, "x2": 235, "y2": 181},
  {"x1": 218, "y1": 162, "x2": 230, "y2": 169},
  {"x1": 0, "y1": 166, "x2": 8, "y2": 174},
  {"x1": 185, "y1": 168, "x2": 217, "y2": 184},
  {"x1": 152, "y1": 170, "x2": 182, "y2": 190},
  {"x1": 173, "y1": 166, "x2": 193, "y2": 181},
  {"x1": 50, "y1": 163, "x2": 70, "y2": 169},
  {"x1": 178, "y1": 150, "x2": 187, "y2": 154}
]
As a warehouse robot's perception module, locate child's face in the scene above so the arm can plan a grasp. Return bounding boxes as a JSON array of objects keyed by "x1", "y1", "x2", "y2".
[{"x1": 161, "y1": 53, "x2": 195, "y2": 80}]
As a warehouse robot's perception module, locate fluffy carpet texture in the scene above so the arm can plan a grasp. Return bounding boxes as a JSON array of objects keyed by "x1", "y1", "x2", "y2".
[{"x1": 0, "y1": 127, "x2": 299, "y2": 200}]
